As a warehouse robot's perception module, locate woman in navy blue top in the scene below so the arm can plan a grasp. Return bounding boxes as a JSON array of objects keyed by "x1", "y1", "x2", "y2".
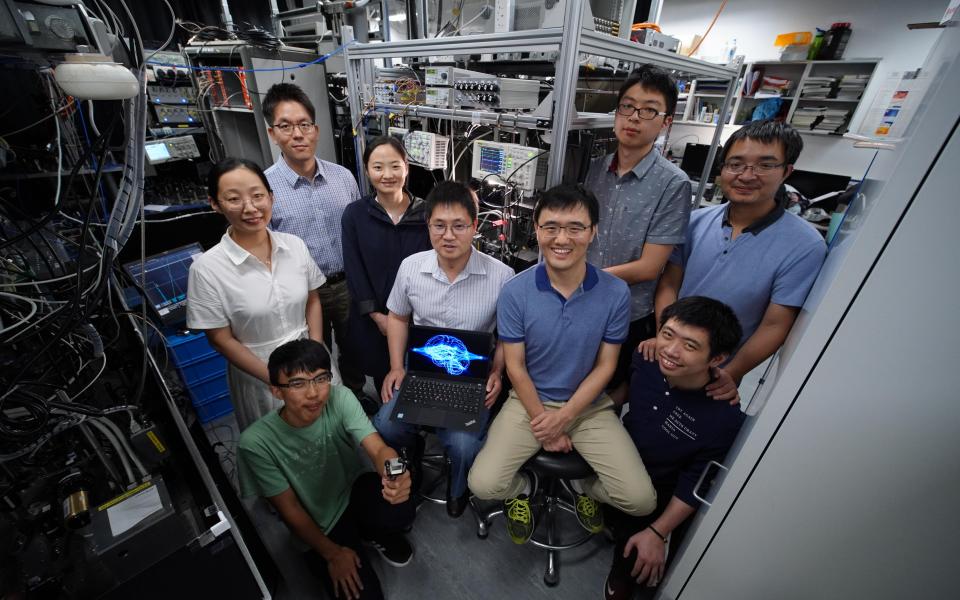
[{"x1": 342, "y1": 137, "x2": 431, "y2": 392}]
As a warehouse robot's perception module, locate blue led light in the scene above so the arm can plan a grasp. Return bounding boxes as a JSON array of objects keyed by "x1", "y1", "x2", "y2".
[{"x1": 411, "y1": 335, "x2": 486, "y2": 376}]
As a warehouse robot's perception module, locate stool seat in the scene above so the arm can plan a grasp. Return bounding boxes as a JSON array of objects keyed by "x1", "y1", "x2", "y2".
[{"x1": 524, "y1": 449, "x2": 593, "y2": 480}]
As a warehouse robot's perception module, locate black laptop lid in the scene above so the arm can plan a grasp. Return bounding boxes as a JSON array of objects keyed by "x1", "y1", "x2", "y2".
[
  {"x1": 405, "y1": 325, "x2": 493, "y2": 381},
  {"x1": 123, "y1": 242, "x2": 203, "y2": 327}
]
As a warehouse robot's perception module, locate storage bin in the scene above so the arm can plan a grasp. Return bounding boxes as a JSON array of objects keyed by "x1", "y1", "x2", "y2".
[
  {"x1": 187, "y1": 371, "x2": 229, "y2": 405},
  {"x1": 193, "y1": 391, "x2": 234, "y2": 424},
  {"x1": 166, "y1": 331, "x2": 216, "y2": 367},
  {"x1": 177, "y1": 352, "x2": 227, "y2": 387}
]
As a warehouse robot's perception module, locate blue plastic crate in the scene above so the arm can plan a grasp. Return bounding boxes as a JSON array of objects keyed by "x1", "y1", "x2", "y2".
[
  {"x1": 177, "y1": 352, "x2": 227, "y2": 387},
  {"x1": 188, "y1": 372, "x2": 230, "y2": 406},
  {"x1": 166, "y1": 331, "x2": 216, "y2": 368},
  {"x1": 194, "y1": 391, "x2": 233, "y2": 424}
]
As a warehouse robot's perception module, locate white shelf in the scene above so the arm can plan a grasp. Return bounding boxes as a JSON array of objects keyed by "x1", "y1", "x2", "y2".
[{"x1": 796, "y1": 97, "x2": 862, "y2": 103}]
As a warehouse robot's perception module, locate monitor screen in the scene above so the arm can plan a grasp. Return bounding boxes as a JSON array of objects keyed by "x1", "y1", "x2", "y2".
[
  {"x1": 405, "y1": 325, "x2": 493, "y2": 380},
  {"x1": 679, "y1": 143, "x2": 720, "y2": 181},
  {"x1": 145, "y1": 142, "x2": 171, "y2": 164},
  {"x1": 123, "y1": 243, "x2": 203, "y2": 327}
]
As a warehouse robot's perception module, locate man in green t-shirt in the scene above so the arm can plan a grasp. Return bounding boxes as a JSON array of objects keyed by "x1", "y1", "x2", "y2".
[{"x1": 239, "y1": 339, "x2": 414, "y2": 600}]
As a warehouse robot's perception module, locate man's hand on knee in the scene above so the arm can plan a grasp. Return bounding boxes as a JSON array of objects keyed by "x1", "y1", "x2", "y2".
[{"x1": 541, "y1": 433, "x2": 573, "y2": 453}]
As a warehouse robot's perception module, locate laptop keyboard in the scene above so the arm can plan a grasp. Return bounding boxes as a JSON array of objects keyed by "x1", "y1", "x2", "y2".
[{"x1": 405, "y1": 377, "x2": 484, "y2": 414}]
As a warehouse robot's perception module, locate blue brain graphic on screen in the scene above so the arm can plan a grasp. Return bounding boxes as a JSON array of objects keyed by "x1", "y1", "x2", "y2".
[{"x1": 411, "y1": 335, "x2": 487, "y2": 376}]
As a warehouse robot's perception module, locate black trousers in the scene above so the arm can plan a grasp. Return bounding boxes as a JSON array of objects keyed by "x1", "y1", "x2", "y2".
[
  {"x1": 303, "y1": 472, "x2": 415, "y2": 600},
  {"x1": 603, "y1": 493, "x2": 691, "y2": 599},
  {"x1": 609, "y1": 314, "x2": 657, "y2": 390}
]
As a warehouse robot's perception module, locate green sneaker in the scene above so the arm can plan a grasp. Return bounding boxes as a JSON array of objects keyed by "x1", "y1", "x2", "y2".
[
  {"x1": 504, "y1": 495, "x2": 534, "y2": 544},
  {"x1": 575, "y1": 494, "x2": 604, "y2": 533}
]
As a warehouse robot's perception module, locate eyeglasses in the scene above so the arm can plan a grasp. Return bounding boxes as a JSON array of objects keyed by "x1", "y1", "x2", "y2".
[
  {"x1": 271, "y1": 122, "x2": 316, "y2": 135},
  {"x1": 275, "y1": 372, "x2": 332, "y2": 391},
  {"x1": 721, "y1": 161, "x2": 785, "y2": 175},
  {"x1": 218, "y1": 192, "x2": 270, "y2": 209},
  {"x1": 616, "y1": 103, "x2": 668, "y2": 120},
  {"x1": 537, "y1": 224, "x2": 591, "y2": 237},
  {"x1": 428, "y1": 222, "x2": 472, "y2": 235}
]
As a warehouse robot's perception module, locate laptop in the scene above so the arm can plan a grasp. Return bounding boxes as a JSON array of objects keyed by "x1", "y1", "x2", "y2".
[
  {"x1": 122, "y1": 242, "x2": 204, "y2": 328},
  {"x1": 391, "y1": 325, "x2": 494, "y2": 432}
]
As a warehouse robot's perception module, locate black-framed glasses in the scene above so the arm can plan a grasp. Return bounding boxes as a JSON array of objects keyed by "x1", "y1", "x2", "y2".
[
  {"x1": 428, "y1": 222, "x2": 472, "y2": 235},
  {"x1": 276, "y1": 372, "x2": 332, "y2": 391},
  {"x1": 537, "y1": 223, "x2": 591, "y2": 237},
  {"x1": 272, "y1": 122, "x2": 316, "y2": 134},
  {"x1": 615, "y1": 103, "x2": 668, "y2": 120},
  {"x1": 721, "y1": 161, "x2": 785, "y2": 175}
]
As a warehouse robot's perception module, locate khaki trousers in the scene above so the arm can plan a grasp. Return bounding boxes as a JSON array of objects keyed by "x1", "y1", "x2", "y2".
[{"x1": 468, "y1": 390, "x2": 657, "y2": 516}]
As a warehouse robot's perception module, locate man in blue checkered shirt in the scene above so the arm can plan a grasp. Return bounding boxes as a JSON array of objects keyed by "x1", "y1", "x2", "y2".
[{"x1": 263, "y1": 83, "x2": 366, "y2": 401}]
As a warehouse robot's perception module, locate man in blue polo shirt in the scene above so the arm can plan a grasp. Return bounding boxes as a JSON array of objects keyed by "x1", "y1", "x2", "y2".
[
  {"x1": 469, "y1": 185, "x2": 656, "y2": 545},
  {"x1": 646, "y1": 120, "x2": 827, "y2": 402},
  {"x1": 603, "y1": 296, "x2": 744, "y2": 600}
]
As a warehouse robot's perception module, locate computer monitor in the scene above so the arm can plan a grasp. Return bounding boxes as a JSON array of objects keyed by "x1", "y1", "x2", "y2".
[
  {"x1": 405, "y1": 325, "x2": 493, "y2": 381},
  {"x1": 123, "y1": 243, "x2": 203, "y2": 327},
  {"x1": 679, "y1": 143, "x2": 720, "y2": 182},
  {"x1": 785, "y1": 169, "x2": 852, "y2": 200},
  {"x1": 145, "y1": 141, "x2": 172, "y2": 164}
]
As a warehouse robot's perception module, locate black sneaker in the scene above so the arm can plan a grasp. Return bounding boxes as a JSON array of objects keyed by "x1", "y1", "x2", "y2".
[
  {"x1": 603, "y1": 567, "x2": 637, "y2": 600},
  {"x1": 365, "y1": 533, "x2": 413, "y2": 567},
  {"x1": 504, "y1": 495, "x2": 534, "y2": 544},
  {"x1": 446, "y1": 492, "x2": 469, "y2": 518}
]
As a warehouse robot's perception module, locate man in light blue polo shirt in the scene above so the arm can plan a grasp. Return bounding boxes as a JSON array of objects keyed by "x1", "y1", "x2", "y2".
[
  {"x1": 469, "y1": 185, "x2": 656, "y2": 545},
  {"x1": 647, "y1": 120, "x2": 827, "y2": 402}
]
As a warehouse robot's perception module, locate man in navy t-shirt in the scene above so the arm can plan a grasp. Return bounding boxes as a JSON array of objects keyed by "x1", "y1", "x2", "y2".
[{"x1": 604, "y1": 296, "x2": 744, "y2": 600}]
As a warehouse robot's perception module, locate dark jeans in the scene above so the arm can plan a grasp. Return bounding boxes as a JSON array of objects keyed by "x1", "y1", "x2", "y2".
[
  {"x1": 603, "y1": 496, "x2": 691, "y2": 599},
  {"x1": 303, "y1": 472, "x2": 415, "y2": 600},
  {"x1": 609, "y1": 314, "x2": 657, "y2": 390},
  {"x1": 319, "y1": 279, "x2": 366, "y2": 396}
]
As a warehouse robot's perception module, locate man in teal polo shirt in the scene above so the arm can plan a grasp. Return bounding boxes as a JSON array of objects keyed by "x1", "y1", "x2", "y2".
[{"x1": 238, "y1": 339, "x2": 414, "y2": 600}]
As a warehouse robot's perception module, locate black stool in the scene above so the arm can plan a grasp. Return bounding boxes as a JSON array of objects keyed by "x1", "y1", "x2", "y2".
[{"x1": 476, "y1": 449, "x2": 598, "y2": 586}]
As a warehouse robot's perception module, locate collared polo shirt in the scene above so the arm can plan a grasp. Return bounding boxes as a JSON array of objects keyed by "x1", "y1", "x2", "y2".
[
  {"x1": 266, "y1": 156, "x2": 361, "y2": 275},
  {"x1": 497, "y1": 263, "x2": 630, "y2": 403},
  {"x1": 186, "y1": 229, "x2": 326, "y2": 347},
  {"x1": 386, "y1": 248, "x2": 515, "y2": 332},
  {"x1": 585, "y1": 150, "x2": 692, "y2": 321},
  {"x1": 671, "y1": 203, "x2": 827, "y2": 345}
]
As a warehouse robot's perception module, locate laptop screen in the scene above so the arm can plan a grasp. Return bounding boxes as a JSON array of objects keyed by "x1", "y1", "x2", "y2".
[
  {"x1": 123, "y1": 243, "x2": 204, "y2": 327},
  {"x1": 406, "y1": 325, "x2": 493, "y2": 381}
]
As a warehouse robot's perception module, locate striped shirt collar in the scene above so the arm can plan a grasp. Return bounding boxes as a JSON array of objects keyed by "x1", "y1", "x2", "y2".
[
  {"x1": 274, "y1": 155, "x2": 327, "y2": 187},
  {"x1": 535, "y1": 262, "x2": 600, "y2": 292},
  {"x1": 220, "y1": 228, "x2": 291, "y2": 266},
  {"x1": 420, "y1": 247, "x2": 487, "y2": 281},
  {"x1": 721, "y1": 202, "x2": 785, "y2": 235}
]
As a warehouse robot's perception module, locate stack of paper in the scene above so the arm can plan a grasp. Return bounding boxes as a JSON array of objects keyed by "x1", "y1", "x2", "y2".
[
  {"x1": 791, "y1": 106, "x2": 825, "y2": 128},
  {"x1": 836, "y1": 74, "x2": 869, "y2": 100},
  {"x1": 813, "y1": 107, "x2": 851, "y2": 133},
  {"x1": 800, "y1": 76, "x2": 836, "y2": 99},
  {"x1": 754, "y1": 75, "x2": 794, "y2": 98}
]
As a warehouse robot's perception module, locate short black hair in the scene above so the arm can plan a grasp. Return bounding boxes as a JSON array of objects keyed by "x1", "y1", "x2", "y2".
[
  {"x1": 533, "y1": 184, "x2": 599, "y2": 227},
  {"x1": 363, "y1": 136, "x2": 408, "y2": 167},
  {"x1": 424, "y1": 180, "x2": 477, "y2": 221},
  {"x1": 659, "y1": 296, "x2": 743, "y2": 358},
  {"x1": 262, "y1": 83, "x2": 316, "y2": 125},
  {"x1": 267, "y1": 339, "x2": 331, "y2": 386},
  {"x1": 207, "y1": 157, "x2": 271, "y2": 200},
  {"x1": 617, "y1": 64, "x2": 679, "y2": 116},
  {"x1": 719, "y1": 120, "x2": 804, "y2": 167}
]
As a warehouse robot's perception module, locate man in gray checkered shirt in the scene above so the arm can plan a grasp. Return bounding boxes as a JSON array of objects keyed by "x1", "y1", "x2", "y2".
[
  {"x1": 263, "y1": 83, "x2": 366, "y2": 401},
  {"x1": 584, "y1": 65, "x2": 693, "y2": 402}
]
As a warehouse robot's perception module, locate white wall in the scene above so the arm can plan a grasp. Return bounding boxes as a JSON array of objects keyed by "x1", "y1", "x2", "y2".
[{"x1": 659, "y1": 0, "x2": 947, "y2": 177}]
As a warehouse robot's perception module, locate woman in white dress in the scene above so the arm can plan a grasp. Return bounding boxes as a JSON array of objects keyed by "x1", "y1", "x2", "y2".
[{"x1": 186, "y1": 158, "x2": 326, "y2": 430}]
